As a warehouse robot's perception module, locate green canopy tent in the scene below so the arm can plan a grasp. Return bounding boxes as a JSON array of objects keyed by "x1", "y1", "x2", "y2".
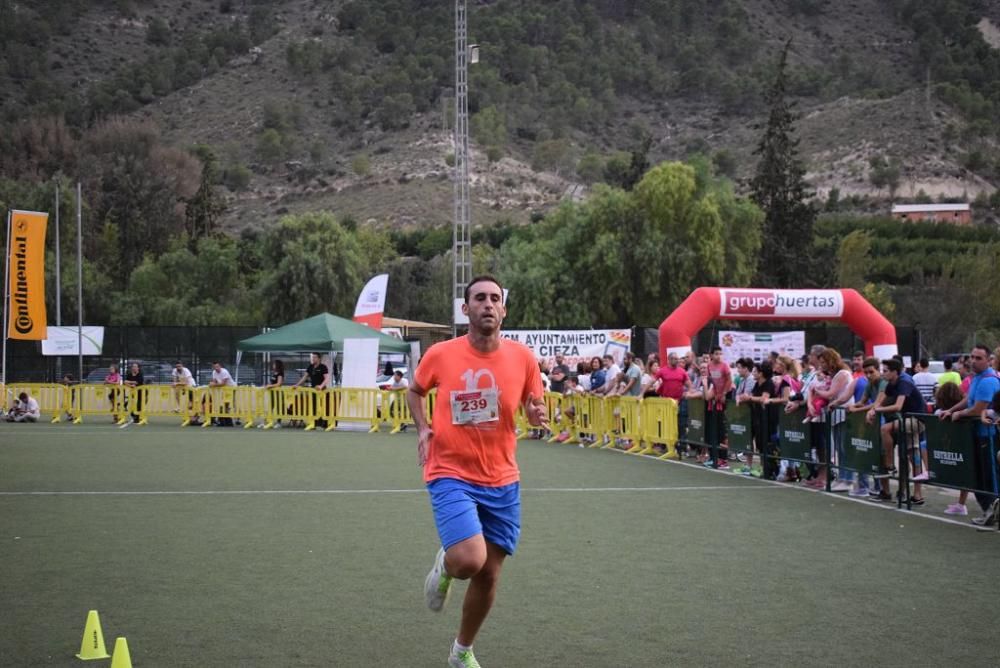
[{"x1": 235, "y1": 313, "x2": 411, "y2": 381}]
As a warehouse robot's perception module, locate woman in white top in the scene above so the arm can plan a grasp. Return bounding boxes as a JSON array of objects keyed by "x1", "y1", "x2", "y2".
[{"x1": 811, "y1": 349, "x2": 855, "y2": 492}]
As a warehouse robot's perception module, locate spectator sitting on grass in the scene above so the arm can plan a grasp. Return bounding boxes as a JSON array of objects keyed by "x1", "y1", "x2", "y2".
[{"x1": 6, "y1": 392, "x2": 40, "y2": 423}]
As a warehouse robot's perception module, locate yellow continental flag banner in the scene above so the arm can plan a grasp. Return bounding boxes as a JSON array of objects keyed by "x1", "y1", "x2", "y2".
[{"x1": 7, "y1": 210, "x2": 48, "y2": 340}]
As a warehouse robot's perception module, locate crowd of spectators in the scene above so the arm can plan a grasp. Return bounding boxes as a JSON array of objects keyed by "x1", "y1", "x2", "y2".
[{"x1": 536, "y1": 344, "x2": 1000, "y2": 527}]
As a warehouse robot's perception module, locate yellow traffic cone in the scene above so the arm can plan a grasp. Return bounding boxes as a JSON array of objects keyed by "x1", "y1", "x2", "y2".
[
  {"x1": 110, "y1": 637, "x2": 133, "y2": 668},
  {"x1": 74, "y1": 610, "x2": 111, "y2": 660}
]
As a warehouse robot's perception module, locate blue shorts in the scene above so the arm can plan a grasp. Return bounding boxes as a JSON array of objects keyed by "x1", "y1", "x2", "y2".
[{"x1": 427, "y1": 478, "x2": 521, "y2": 556}]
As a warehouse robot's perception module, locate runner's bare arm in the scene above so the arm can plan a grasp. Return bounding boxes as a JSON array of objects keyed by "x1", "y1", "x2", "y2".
[{"x1": 407, "y1": 380, "x2": 433, "y2": 466}]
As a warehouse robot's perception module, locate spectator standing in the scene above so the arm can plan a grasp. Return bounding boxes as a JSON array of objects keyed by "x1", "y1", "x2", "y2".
[
  {"x1": 104, "y1": 363, "x2": 122, "y2": 423},
  {"x1": 705, "y1": 346, "x2": 733, "y2": 469},
  {"x1": 867, "y1": 358, "x2": 928, "y2": 503},
  {"x1": 912, "y1": 359, "x2": 938, "y2": 407},
  {"x1": 642, "y1": 361, "x2": 661, "y2": 398},
  {"x1": 939, "y1": 345, "x2": 1000, "y2": 526},
  {"x1": 548, "y1": 354, "x2": 570, "y2": 394},
  {"x1": 586, "y1": 357, "x2": 604, "y2": 396},
  {"x1": 656, "y1": 352, "x2": 693, "y2": 455},
  {"x1": 208, "y1": 361, "x2": 236, "y2": 426},
  {"x1": 938, "y1": 359, "x2": 961, "y2": 387},
  {"x1": 122, "y1": 362, "x2": 144, "y2": 425},
  {"x1": 294, "y1": 353, "x2": 330, "y2": 428},
  {"x1": 932, "y1": 382, "x2": 970, "y2": 514},
  {"x1": 848, "y1": 357, "x2": 888, "y2": 498},
  {"x1": 813, "y1": 350, "x2": 856, "y2": 492},
  {"x1": 172, "y1": 361, "x2": 196, "y2": 417},
  {"x1": 262, "y1": 360, "x2": 285, "y2": 428}
]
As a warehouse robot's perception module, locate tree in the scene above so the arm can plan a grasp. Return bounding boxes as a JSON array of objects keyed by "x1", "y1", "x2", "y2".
[
  {"x1": 750, "y1": 41, "x2": 816, "y2": 288},
  {"x1": 496, "y1": 159, "x2": 763, "y2": 327},
  {"x1": 868, "y1": 155, "x2": 901, "y2": 198},
  {"x1": 836, "y1": 229, "x2": 872, "y2": 289},
  {"x1": 185, "y1": 145, "x2": 226, "y2": 240},
  {"x1": 257, "y1": 212, "x2": 366, "y2": 323}
]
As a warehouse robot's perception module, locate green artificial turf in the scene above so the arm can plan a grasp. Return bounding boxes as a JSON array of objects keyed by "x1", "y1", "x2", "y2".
[{"x1": 0, "y1": 421, "x2": 996, "y2": 667}]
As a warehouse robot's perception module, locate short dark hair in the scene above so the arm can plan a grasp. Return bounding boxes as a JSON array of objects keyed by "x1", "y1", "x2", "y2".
[
  {"x1": 853, "y1": 351, "x2": 864, "y2": 358},
  {"x1": 884, "y1": 358, "x2": 902, "y2": 374},
  {"x1": 944, "y1": 359, "x2": 953, "y2": 370},
  {"x1": 862, "y1": 357, "x2": 880, "y2": 370},
  {"x1": 464, "y1": 275, "x2": 504, "y2": 303},
  {"x1": 973, "y1": 344, "x2": 991, "y2": 357},
  {"x1": 18, "y1": 392, "x2": 27, "y2": 401},
  {"x1": 918, "y1": 358, "x2": 929, "y2": 369},
  {"x1": 393, "y1": 369, "x2": 403, "y2": 376},
  {"x1": 711, "y1": 346, "x2": 722, "y2": 354}
]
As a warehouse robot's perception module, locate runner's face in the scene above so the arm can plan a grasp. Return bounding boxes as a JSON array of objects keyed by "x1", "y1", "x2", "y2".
[
  {"x1": 463, "y1": 280, "x2": 505, "y2": 333},
  {"x1": 668, "y1": 354, "x2": 678, "y2": 368}
]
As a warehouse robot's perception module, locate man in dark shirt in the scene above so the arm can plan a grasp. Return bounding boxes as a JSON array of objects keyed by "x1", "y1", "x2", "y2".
[
  {"x1": 868, "y1": 358, "x2": 926, "y2": 495},
  {"x1": 548, "y1": 354, "x2": 570, "y2": 394},
  {"x1": 295, "y1": 353, "x2": 330, "y2": 429},
  {"x1": 123, "y1": 362, "x2": 144, "y2": 425}
]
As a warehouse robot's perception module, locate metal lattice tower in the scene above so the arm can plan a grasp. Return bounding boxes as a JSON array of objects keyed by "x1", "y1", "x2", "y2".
[{"x1": 452, "y1": 0, "x2": 472, "y2": 335}]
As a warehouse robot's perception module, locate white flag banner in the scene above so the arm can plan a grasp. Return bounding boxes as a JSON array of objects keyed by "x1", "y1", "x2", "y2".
[
  {"x1": 40, "y1": 326, "x2": 105, "y2": 356},
  {"x1": 353, "y1": 274, "x2": 389, "y2": 329},
  {"x1": 718, "y1": 330, "x2": 805, "y2": 365},
  {"x1": 500, "y1": 329, "x2": 631, "y2": 369}
]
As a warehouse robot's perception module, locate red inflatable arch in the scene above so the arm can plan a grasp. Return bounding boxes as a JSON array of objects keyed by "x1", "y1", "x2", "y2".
[{"x1": 658, "y1": 287, "x2": 898, "y2": 361}]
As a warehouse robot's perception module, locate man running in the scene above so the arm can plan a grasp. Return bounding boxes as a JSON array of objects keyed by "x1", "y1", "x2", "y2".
[{"x1": 407, "y1": 275, "x2": 547, "y2": 668}]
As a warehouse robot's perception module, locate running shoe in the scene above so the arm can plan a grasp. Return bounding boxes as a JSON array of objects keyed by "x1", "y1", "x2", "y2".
[
  {"x1": 944, "y1": 504, "x2": 968, "y2": 516},
  {"x1": 911, "y1": 471, "x2": 929, "y2": 481},
  {"x1": 424, "y1": 547, "x2": 453, "y2": 612},
  {"x1": 449, "y1": 646, "x2": 482, "y2": 668},
  {"x1": 971, "y1": 499, "x2": 999, "y2": 527}
]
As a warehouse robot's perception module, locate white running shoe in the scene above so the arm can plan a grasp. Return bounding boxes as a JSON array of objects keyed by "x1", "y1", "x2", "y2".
[
  {"x1": 829, "y1": 480, "x2": 852, "y2": 493},
  {"x1": 448, "y1": 643, "x2": 481, "y2": 668},
  {"x1": 424, "y1": 547, "x2": 453, "y2": 612}
]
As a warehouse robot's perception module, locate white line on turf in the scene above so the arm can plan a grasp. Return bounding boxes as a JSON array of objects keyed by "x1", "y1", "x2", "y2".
[{"x1": 0, "y1": 485, "x2": 792, "y2": 496}]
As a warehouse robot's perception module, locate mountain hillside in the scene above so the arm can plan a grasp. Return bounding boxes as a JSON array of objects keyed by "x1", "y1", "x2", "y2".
[{"x1": 2, "y1": 0, "x2": 999, "y2": 232}]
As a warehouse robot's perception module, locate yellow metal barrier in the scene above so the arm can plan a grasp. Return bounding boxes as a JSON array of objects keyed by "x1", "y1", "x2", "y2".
[
  {"x1": 637, "y1": 398, "x2": 680, "y2": 457},
  {"x1": 616, "y1": 397, "x2": 644, "y2": 453},
  {"x1": 259, "y1": 386, "x2": 318, "y2": 430},
  {"x1": 198, "y1": 386, "x2": 257, "y2": 428},
  {"x1": 64, "y1": 384, "x2": 129, "y2": 424},
  {"x1": 384, "y1": 389, "x2": 412, "y2": 433},
  {"x1": 133, "y1": 385, "x2": 196, "y2": 425},
  {"x1": 565, "y1": 393, "x2": 604, "y2": 446},
  {"x1": 330, "y1": 387, "x2": 380, "y2": 432},
  {"x1": 543, "y1": 392, "x2": 566, "y2": 443}
]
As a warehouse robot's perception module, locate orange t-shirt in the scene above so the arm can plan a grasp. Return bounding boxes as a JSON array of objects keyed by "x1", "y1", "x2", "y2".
[{"x1": 415, "y1": 336, "x2": 543, "y2": 487}]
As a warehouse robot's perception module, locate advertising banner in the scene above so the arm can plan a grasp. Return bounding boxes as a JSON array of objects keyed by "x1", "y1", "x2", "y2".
[
  {"x1": 922, "y1": 417, "x2": 980, "y2": 491},
  {"x1": 725, "y1": 400, "x2": 754, "y2": 453},
  {"x1": 41, "y1": 326, "x2": 105, "y2": 356},
  {"x1": 685, "y1": 397, "x2": 707, "y2": 446},
  {"x1": 500, "y1": 329, "x2": 631, "y2": 368},
  {"x1": 7, "y1": 210, "x2": 48, "y2": 340},
  {"x1": 777, "y1": 405, "x2": 812, "y2": 461},
  {"x1": 840, "y1": 410, "x2": 882, "y2": 475},
  {"x1": 353, "y1": 274, "x2": 389, "y2": 330},
  {"x1": 719, "y1": 289, "x2": 844, "y2": 319},
  {"x1": 718, "y1": 330, "x2": 805, "y2": 364}
]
